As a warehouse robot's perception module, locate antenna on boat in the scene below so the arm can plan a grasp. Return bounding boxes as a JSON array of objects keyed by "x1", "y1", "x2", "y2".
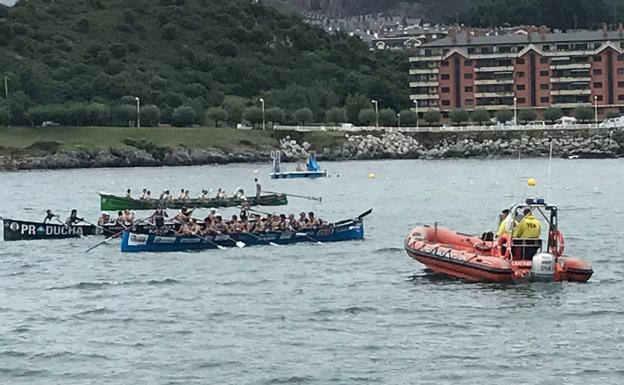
[
  {"x1": 547, "y1": 139, "x2": 554, "y2": 201},
  {"x1": 513, "y1": 149, "x2": 522, "y2": 202}
]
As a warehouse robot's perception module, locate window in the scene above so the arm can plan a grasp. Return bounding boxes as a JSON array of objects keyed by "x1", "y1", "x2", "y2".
[
  {"x1": 619, "y1": 95, "x2": 624, "y2": 101},
  {"x1": 540, "y1": 83, "x2": 549, "y2": 90},
  {"x1": 517, "y1": 97, "x2": 526, "y2": 103},
  {"x1": 618, "y1": 81, "x2": 624, "y2": 87},
  {"x1": 464, "y1": 73, "x2": 473, "y2": 79},
  {"x1": 516, "y1": 71, "x2": 525, "y2": 78},
  {"x1": 516, "y1": 84, "x2": 526, "y2": 91},
  {"x1": 618, "y1": 68, "x2": 624, "y2": 75},
  {"x1": 540, "y1": 97, "x2": 549, "y2": 103},
  {"x1": 542, "y1": 45, "x2": 551, "y2": 51},
  {"x1": 540, "y1": 57, "x2": 549, "y2": 63},
  {"x1": 465, "y1": 99, "x2": 474, "y2": 106},
  {"x1": 593, "y1": 69, "x2": 603, "y2": 75},
  {"x1": 464, "y1": 60, "x2": 473, "y2": 66},
  {"x1": 441, "y1": 100, "x2": 451, "y2": 106},
  {"x1": 441, "y1": 87, "x2": 450, "y2": 93},
  {"x1": 594, "y1": 82, "x2": 603, "y2": 88},
  {"x1": 540, "y1": 70, "x2": 549, "y2": 76},
  {"x1": 516, "y1": 58, "x2": 525, "y2": 65},
  {"x1": 442, "y1": 61, "x2": 450, "y2": 67},
  {"x1": 465, "y1": 86, "x2": 474, "y2": 92},
  {"x1": 596, "y1": 95, "x2": 603, "y2": 101},
  {"x1": 441, "y1": 74, "x2": 450, "y2": 80},
  {"x1": 593, "y1": 55, "x2": 602, "y2": 62},
  {"x1": 618, "y1": 54, "x2": 624, "y2": 61}
]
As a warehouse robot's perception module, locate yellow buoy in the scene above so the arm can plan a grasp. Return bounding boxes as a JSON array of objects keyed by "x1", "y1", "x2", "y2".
[
  {"x1": 527, "y1": 178, "x2": 537, "y2": 187},
  {"x1": 368, "y1": 172, "x2": 376, "y2": 179}
]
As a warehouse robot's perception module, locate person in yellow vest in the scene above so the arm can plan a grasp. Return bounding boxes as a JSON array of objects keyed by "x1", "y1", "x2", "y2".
[
  {"x1": 496, "y1": 209, "x2": 512, "y2": 238},
  {"x1": 513, "y1": 208, "x2": 542, "y2": 238}
]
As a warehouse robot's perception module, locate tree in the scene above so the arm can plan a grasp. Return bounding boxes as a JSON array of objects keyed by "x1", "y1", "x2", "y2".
[
  {"x1": 113, "y1": 104, "x2": 137, "y2": 126},
  {"x1": 222, "y1": 95, "x2": 247, "y2": 124},
  {"x1": 162, "y1": 23, "x2": 177, "y2": 40},
  {"x1": 0, "y1": 104, "x2": 11, "y2": 126},
  {"x1": 243, "y1": 106, "x2": 263, "y2": 127},
  {"x1": 171, "y1": 106, "x2": 196, "y2": 127},
  {"x1": 398, "y1": 109, "x2": 417, "y2": 126},
  {"x1": 449, "y1": 109, "x2": 469, "y2": 125},
  {"x1": 75, "y1": 17, "x2": 90, "y2": 34},
  {"x1": 574, "y1": 106, "x2": 593, "y2": 123},
  {"x1": 358, "y1": 108, "x2": 377, "y2": 126},
  {"x1": 141, "y1": 104, "x2": 161, "y2": 127},
  {"x1": 265, "y1": 107, "x2": 285, "y2": 125},
  {"x1": 518, "y1": 109, "x2": 537, "y2": 123},
  {"x1": 293, "y1": 107, "x2": 314, "y2": 125},
  {"x1": 325, "y1": 107, "x2": 347, "y2": 125},
  {"x1": 471, "y1": 109, "x2": 490, "y2": 125},
  {"x1": 423, "y1": 110, "x2": 441, "y2": 125},
  {"x1": 543, "y1": 107, "x2": 563, "y2": 123},
  {"x1": 495, "y1": 108, "x2": 513, "y2": 124},
  {"x1": 205, "y1": 106, "x2": 228, "y2": 127},
  {"x1": 606, "y1": 110, "x2": 621, "y2": 119},
  {"x1": 378, "y1": 108, "x2": 397, "y2": 126},
  {"x1": 345, "y1": 93, "x2": 370, "y2": 124}
]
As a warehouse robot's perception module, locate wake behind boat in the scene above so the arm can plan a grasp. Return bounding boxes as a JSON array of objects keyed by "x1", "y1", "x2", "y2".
[{"x1": 121, "y1": 209, "x2": 371, "y2": 252}]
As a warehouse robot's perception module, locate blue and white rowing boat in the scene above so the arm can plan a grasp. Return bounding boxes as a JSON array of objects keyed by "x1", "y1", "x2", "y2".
[
  {"x1": 120, "y1": 209, "x2": 371, "y2": 252},
  {"x1": 270, "y1": 151, "x2": 328, "y2": 179}
]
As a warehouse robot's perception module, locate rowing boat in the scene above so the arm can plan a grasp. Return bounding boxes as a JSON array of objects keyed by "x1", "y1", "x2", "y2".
[
  {"x1": 120, "y1": 210, "x2": 372, "y2": 252},
  {"x1": 100, "y1": 192, "x2": 288, "y2": 211},
  {"x1": 1, "y1": 218, "x2": 179, "y2": 241}
]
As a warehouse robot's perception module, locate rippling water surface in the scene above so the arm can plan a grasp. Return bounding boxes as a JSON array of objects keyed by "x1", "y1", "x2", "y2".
[{"x1": 1, "y1": 159, "x2": 623, "y2": 384}]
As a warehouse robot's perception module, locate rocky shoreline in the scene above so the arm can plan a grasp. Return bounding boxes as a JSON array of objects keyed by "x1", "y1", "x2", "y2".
[
  {"x1": 281, "y1": 129, "x2": 624, "y2": 161},
  {"x1": 1, "y1": 129, "x2": 622, "y2": 171}
]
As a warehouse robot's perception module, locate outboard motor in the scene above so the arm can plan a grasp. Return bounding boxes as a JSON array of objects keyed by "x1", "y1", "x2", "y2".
[{"x1": 531, "y1": 253, "x2": 556, "y2": 281}]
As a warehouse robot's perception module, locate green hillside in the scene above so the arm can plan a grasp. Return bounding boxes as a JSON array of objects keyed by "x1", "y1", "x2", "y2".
[{"x1": 0, "y1": 0, "x2": 409, "y2": 126}]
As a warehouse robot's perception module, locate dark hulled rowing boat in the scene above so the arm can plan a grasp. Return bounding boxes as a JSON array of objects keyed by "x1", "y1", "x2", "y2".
[
  {"x1": 121, "y1": 209, "x2": 372, "y2": 252},
  {"x1": 100, "y1": 192, "x2": 288, "y2": 211}
]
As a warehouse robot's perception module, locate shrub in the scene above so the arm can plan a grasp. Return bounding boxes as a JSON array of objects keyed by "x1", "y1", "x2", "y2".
[
  {"x1": 324, "y1": 107, "x2": 347, "y2": 125},
  {"x1": 449, "y1": 109, "x2": 469, "y2": 125},
  {"x1": 293, "y1": 107, "x2": 314, "y2": 125},
  {"x1": 171, "y1": 106, "x2": 195, "y2": 127}
]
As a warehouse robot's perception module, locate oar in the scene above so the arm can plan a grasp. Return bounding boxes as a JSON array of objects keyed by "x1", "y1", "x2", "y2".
[
  {"x1": 79, "y1": 219, "x2": 117, "y2": 236},
  {"x1": 84, "y1": 216, "x2": 148, "y2": 253},
  {"x1": 215, "y1": 230, "x2": 245, "y2": 248},
  {"x1": 264, "y1": 191, "x2": 322, "y2": 202},
  {"x1": 296, "y1": 231, "x2": 323, "y2": 245},
  {"x1": 332, "y1": 208, "x2": 373, "y2": 226}
]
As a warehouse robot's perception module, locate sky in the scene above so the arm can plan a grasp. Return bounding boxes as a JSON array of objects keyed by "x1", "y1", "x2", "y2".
[{"x1": 0, "y1": 0, "x2": 16, "y2": 5}]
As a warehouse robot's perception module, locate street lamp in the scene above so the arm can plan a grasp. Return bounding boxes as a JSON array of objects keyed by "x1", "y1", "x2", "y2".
[
  {"x1": 397, "y1": 112, "x2": 401, "y2": 128},
  {"x1": 259, "y1": 98, "x2": 265, "y2": 131},
  {"x1": 371, "y1": 99, "x2": 378, "y2": 128},
  {"x1": 413, "y1": 100, "x2": 419, "y2": 129},
  {"x1": 135, "y1": 96, "x2": 140, "y2": 128},
  {"x1": 3, "y1": 75, "x2": 7, "y2": 98},
  {"x1": 513, "y1": 97, "x2": 518, "y2": 127},
  {"x1": 594, "y1": 95, "x2": 599, "y2": 126}
]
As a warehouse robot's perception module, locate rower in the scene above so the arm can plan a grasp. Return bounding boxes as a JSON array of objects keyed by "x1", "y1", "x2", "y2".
[
  {"x1": 175, "y1": 221, "x2": 192, "y2": 236},
  {"x1": 174, "y1": 208, "x2": 192, "y2": 223},
  {"x1": 199, "y1": 190, "x2": 209, "y2": 200},
  {"x1": 125, "y1": 189, "x2": 132, "y2": 198},
  {"x1": 114, "y1": 211, "x2": 124, "y2": 226},
  {"x1": 145, "y1": 190, "x2": 153, "y2": 200},
  {"x1": 189, "y1": 219, "x2": 202, "y2": 235},
  {"x1": 255, "y1": 178, "x2": 261, "y2": 198},
  {"x1": 43, "y1": 209, "x2": 59, "y2": 224},
  {"x1": 214, "y1": 215, "x2": 227, "y2": 233},
  {"x1": 97, "y1": 212, "x2": 111, "y2": 226},
  {"x1": 287, "y1": 213, "x2": 298, "y2": 231},
  {"x1": 139, "y1": 188, "x2": 147, "y2": 200},
  {"x1": 122, "y1": 209, "x2": 134, "y2": 226},
  {"x1": 178, "y1": 189, "x2": 186, "y2": 200},
  {"x1": 65, "y1": 209, "x2": 84, "y2": 225},
  {"x1": 150, "y1": 208, "x2": 168, "y2": 234}
]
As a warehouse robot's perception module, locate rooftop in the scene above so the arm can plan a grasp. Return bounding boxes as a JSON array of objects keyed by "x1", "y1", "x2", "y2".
[{"x1": 421, "y1": 30, "x2": 624, "y2": 48}]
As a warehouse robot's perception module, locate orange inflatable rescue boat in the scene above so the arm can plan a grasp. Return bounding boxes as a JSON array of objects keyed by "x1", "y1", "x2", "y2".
[{"x1": 404, "y1": 199, "x2": 593, "y2": 283}]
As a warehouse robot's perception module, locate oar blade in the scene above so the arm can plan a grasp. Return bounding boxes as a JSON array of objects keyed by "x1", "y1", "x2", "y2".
[{"x1": 236, "y1": 241, "x2": 246, "y2": 248}]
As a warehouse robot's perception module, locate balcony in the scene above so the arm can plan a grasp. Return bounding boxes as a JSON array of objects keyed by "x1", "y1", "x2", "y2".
[
  {"x1": 474, "y1": 78, "x2": 514, "y2": 85},
  {"x1": 409, "y1": 68, "x2": 439, "y2": 75},
  {"x1": 550, "y1": 63, "x2": 591, "y2": 70},
  {"x1": 474, "y1": 66, "x2": 514, "y2": 73},
  {"x1": 550, "y1": 77, "x2": 591, "y2": 83},
  {"x1": 409, "y1": 56, "x2": 443, "y2": 62},
  {"x1": 475, "y1": 91, "x2": 514, "y2": 98},
  {"x1": 409, "y1": 81, "x2": 439, "y2": 87},
  {"x1": 410, "y1": 94, "x2": 440, "y2": 100},
  {"x1": 551, "y1": 102, "x2": 592, "y2": 109},
  {"x1": 550, "y1": 89, "x2": 592, "y2": 96}
]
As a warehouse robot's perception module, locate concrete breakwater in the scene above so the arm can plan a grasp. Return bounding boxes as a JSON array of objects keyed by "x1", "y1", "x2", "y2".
[{"x1": 280, "y1": 129, "x2": 623, "y2": 161}]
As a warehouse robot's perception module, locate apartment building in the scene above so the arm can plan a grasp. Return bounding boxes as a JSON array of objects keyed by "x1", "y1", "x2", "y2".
[{"x1": 409, "y1": 27, "x2": 624, "y2": 117}]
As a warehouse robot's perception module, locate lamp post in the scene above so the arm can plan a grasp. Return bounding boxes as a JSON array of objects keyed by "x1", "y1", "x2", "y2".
[
  {"x1": 513, "y1": 97, "x2": 518, "y2": 127},
  {"x1": 259, "y1": 98, "x2": 265, "y2": 131},
  {"x1": 397, "y1": 112, "x2": 401, "y2": 128},
  {"x1": 371, "y1": 99, "x2": 378, "y2": 128},
  {"x1": 413, "y1": 100, "x2": 419, "y2": 129},
  {"x1": 135, "y1": 96, "x2": 140, "y2": 128},
  {"x1": 3, "y1": 76, "x2": 7, "y2": 98},
  {"x1": 594, "y1": 95, "x2": 599, "y2": 126}
]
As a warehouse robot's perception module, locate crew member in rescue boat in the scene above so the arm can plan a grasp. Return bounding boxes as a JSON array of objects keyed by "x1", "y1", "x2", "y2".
[
  {"x1": 513, "y1": 208, "x2": 542, "y2": 238},
  {"x1": 496, "y1": 209, "x2": 513, "y2": 238}
]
